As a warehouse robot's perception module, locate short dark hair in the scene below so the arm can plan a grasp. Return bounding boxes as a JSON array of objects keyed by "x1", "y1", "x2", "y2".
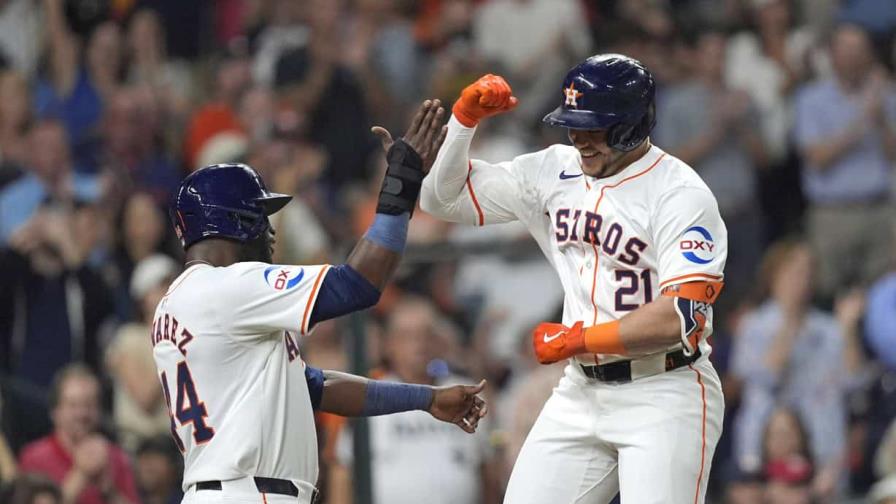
[
  {"x1": 4, "y1": 474, "x2": 62, "y2": 504},
  {"x1": 137, "y1": 435, "x2": 181, "y2": 461},
  {"x1": 47, "y1": 363, "x2": 98, "y2": 410}
]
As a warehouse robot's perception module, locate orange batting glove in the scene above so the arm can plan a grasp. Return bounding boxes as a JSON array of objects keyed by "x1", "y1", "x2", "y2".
[
  {"x1": 452, "y1": 74, "x2": 519, "y2": 127},
  {"x1": 532, "y1": 321, "x2": 585, "y2": 364}
]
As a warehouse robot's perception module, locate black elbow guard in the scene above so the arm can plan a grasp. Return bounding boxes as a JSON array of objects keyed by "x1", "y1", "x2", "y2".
[{"x1": 377, "y1": 139, "x2": 424, "y2": 216}]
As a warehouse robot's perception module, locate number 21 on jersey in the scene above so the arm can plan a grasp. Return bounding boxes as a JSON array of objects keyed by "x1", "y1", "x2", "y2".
[{"x1": 160, "y1": 361, "x2": 215, "y2": 451}]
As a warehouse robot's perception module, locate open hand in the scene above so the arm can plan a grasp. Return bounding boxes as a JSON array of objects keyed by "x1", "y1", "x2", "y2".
[
  {"x1": 372, "y1": 99, "x2": 448, "y2": 174},
  {"x1": 428, "y1": 379, "x2": 488, "y2": 434}
]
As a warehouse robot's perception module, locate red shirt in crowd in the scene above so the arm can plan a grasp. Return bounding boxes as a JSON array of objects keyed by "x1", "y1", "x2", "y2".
[{"x1": 18, "y1": 434, "x2": 139, "y2": 504}]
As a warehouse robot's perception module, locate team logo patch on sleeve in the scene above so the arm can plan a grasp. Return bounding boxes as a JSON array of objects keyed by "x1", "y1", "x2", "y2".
[
  {"x1": 679, "y1": 226, "x2": 715, "y2": 264},
  {"x1": 263, "y1": 266, "x2": 305, "y2": 290}
]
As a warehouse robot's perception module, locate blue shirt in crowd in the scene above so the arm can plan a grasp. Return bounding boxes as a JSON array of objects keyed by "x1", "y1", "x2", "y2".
[
  {"x1": 33, "y1": 68, "x2": 103, "y2": 170},
  {"x1": 865, "y1": 272, "x2": 896, "y2": 370},
  {"x1": 0, "y1": 172, "x2": 100, "y2": 243},
  {"x1": 793, "y1": 79, "x2": 896, "y2": 204},
  {"x1": 731, "y1": 301, "x2": 853, "y2": 473}
]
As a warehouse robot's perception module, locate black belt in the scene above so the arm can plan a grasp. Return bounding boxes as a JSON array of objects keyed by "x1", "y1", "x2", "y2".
[
  {"x1": 580, "y1": 348, "x2": 701, "y2": 383},
  {"x1": 196, "y1": 477, "x2": 299, "y2": 497}
]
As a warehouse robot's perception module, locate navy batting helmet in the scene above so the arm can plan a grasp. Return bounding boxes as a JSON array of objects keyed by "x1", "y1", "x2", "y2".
[
  {"x1": 543, "y1": 54, "x2": 656, "y2": 152},
  {"x1": 171, "y1": 163, "x2": 292, "y2": 249}
]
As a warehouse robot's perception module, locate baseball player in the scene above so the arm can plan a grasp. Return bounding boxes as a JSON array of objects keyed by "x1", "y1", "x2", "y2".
[
  {"x1": 152, "y1": 100, "x2": 487, "y2": 504},
  {"x1": 420, "y1": 55, "x2": 727, "y2": 503}
]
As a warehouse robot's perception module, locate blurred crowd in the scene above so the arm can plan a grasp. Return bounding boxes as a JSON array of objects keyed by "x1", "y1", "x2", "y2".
[{"x1": 0, "y1": 0, "x2": 895, "y2": 503}]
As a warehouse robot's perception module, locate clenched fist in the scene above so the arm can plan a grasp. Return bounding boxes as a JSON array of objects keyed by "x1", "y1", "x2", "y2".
[
  {"x1": 532, "y1": 321, "x2": 586, "y2": 364},
  {"x1": 452, "y1": 74, "x2": 519, "y2": 127}
]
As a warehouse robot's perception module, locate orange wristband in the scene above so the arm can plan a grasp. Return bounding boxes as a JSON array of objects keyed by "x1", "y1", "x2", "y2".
[{"x1": 583, "y1": 321, "x2": 626, "y2": 355}]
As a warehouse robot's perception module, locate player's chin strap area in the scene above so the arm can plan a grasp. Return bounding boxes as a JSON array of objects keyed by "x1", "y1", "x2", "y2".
[{"x1": 661, "y1": 280, "x2": 724, "y2": 357}]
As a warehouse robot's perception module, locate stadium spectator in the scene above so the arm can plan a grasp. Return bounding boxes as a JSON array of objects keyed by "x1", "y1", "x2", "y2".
[
  {"x1": 1, "y1": 474, "x2": 63, "y2": 504},
  {"x1": 183, "y1": 45, "x2": 251, "y2": 171},
  {"x1": 793, "y1": 23, "x2": 896, "y2": 301},
  {"x1": 35, "y1": 0, "x2": 123, "y2": 168},
  {"x1": 730, "y1": 239, "x2": 866, "y2": 500},
  {"x1": 1, "y1": 201, "x2": 114, "y2": 389},
  {"x1": 105, "y1": 255, "x2": 179, "y2": 454},
  {"x1": 330, "y1": 296, "x2": 496, "y2": 504},
  {"x1": 654, "y1": 28, "x2": 768, "y2": 312},
  {"x1": 0, "y1": 1, "x2": 894, "y2": 502},
  {"x1": 0, "y1": 120, "x2": 101, "y2": 244},
  {"x1": 133, "y1": 437, "x2": 182, "y2": 504},
  {"x1": 272, "y1": 0, "x2": 376, "y2": 191},
  {"x1": 99, "y1": 87, "x2": 179, "y2": 208},
  {"x1": 125, "y1": 8, "x2": 193, "y2": 123},
  {"x1": 494, "y1": 336, "x2": 564, "y2": 482},
  {"x1": 725, "y1": 0, "x2": 816, "y2": 238},
  {"x1": 108, "y1": 192, "x2": 174, "y2": 321},
  {"x1": 728, "y1": 407, "x2": 816, "y2": 504},
  {"x1": 727, "y1": 0, "x2": 815, "y2": 165},
  {"x1": 18, "y1": 365, "x2": 138, "y2": 504}
]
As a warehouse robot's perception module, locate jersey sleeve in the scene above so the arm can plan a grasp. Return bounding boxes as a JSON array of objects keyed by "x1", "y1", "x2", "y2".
[
  {"x1": 420, "y1": 116, "x2": 543, "y2": 225},
  {"x1": 652, "y1": 186, "x2": 727, "y2": 290},
  {"x1": 223, "y1": 262, "x2": 332, "y2": 339}
]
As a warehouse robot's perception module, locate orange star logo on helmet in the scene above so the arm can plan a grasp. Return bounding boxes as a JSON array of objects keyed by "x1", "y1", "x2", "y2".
[{"x1": 564, "y1": 83, "x2": 583, "y2": 108}]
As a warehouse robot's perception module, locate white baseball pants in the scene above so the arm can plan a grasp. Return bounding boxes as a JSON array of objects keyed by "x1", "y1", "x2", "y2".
[{"x1": 503, "y1": 357, "x2": 724, "y2": 504}]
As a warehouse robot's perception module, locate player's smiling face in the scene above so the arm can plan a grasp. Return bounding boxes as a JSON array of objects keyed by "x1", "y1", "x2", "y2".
[{"x1": 568, "y1": 129, "x2": 626, "y2": 178}]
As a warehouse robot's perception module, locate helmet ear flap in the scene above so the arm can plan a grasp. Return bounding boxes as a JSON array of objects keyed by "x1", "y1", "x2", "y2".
[{"x1": 608, "y1": 101, "x2": 656, "y2": 152}]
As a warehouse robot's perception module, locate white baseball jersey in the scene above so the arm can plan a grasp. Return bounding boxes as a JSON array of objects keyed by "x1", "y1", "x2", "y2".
[
  {"x1": 151, "y1": 261, "x2": 330, "y2": 493},
  {"x1": 421, "y1": 117, "x2": 728, "y2": 365},
  {"x1": 421, "y1": 116, "x2": 729, "y2": 503}
]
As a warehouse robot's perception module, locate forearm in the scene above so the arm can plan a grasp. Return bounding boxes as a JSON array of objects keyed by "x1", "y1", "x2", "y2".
[
  {"x1": 614, "y1": 297, "x2": 682, "y2": 355},
  {"x1": 763, "y1": 318, "x2": 799, "y2": 376},
  {"x1": 61, "y1": 470, "x2": 88, "y2": 504},
  {"x1": 43, "y1": 0, "x2": 76, "y2": 92},
  {"x1": 672, "y1": 129, "x2": 724, "y2": 167},
  {"x1": 803, "y1": 122, "x2": 864, "y2": 169},
  {"x1": 317, "y1": 371, "x2": 368, "y2": 416},
  {"x1": 536, "y1": 296, "x2": 704, "y2": 363},
  {"x1": 840, "y1": 320, "x2": 865, "y2": 376},
  {"x1": 420, "y1": 116, "x2": 479, "y2": 221},
  {"x1": 318, "y1": 371, "x2": 432, "y2": 417},
  {"x1": 345, "y1": 216, "x2": 406, "y2": 291},
  {"x1": 570, "y1": 298, "x2": 682, "y2": 357}
]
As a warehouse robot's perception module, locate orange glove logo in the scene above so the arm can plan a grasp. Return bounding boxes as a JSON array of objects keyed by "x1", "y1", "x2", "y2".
[
  {"x1": 452, "y1": 74, "x2": 519, "y2": 127},
  {"x1": 532, "y1": 321, "x2": 585, "y2": 364}
]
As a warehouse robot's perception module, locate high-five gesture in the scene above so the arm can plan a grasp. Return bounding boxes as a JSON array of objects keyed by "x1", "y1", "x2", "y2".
[{"x1": 372, "y1": 99, "x2": 449, "y2": 174}]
